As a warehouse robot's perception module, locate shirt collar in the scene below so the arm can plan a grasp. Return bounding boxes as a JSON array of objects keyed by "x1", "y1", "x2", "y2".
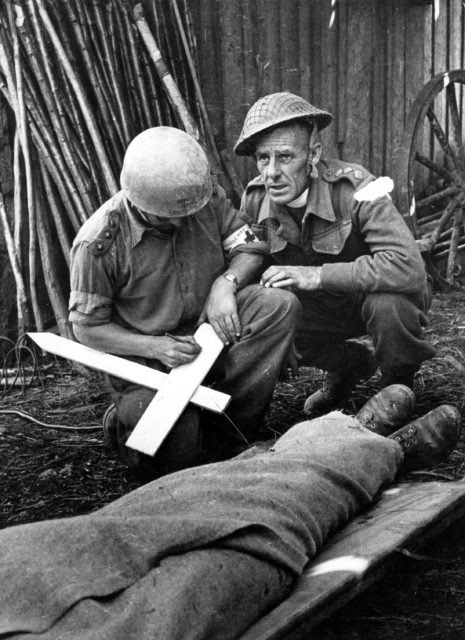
[
  {"x1": 262, "y1": 162, "x2": 336, "y2": 225},
  {"x1": 287, "y1": 188, "x2": 309, "y2": 208},
  {"x1": 304, "y1": 162, "x2": 336, "y2": 223},
  {"x1": 117, "y1": 195, "x2": 146, "y2": 248},
  {"x1": 121, "y1": 195, "x2": 180, "y2": 248}
]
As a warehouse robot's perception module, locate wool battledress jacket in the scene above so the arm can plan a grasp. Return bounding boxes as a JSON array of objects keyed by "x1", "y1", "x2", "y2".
[{"x1": 240, "y1": 158, "x2": 428, "y2": 296}]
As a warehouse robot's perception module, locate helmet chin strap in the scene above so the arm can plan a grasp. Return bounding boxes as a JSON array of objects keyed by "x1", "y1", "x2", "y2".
[{"x1": 306, "y1": 130, "x2": 319, "y2": 179}]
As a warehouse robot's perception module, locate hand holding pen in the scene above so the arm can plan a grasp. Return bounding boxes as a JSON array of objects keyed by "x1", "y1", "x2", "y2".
[{"x1": 159, "y1": 332, "x2": 201, "y2": 369}]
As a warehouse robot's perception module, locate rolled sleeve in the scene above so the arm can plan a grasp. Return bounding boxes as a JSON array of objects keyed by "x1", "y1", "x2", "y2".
[
  {"x1": 68, "y1": 242, "x2": 115, "y2": 326},
  {"x1": 68, "y1": 292, "x2": 113, "y2": 326}
]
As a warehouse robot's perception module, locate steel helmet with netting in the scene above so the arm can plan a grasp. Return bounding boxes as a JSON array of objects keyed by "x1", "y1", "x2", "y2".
[
  {"x1": 233, "y1": 92, "x2": 333, "y2": 156},
  {"x1": 120, "y1": 126, "x2": 212, "y2": 217}
]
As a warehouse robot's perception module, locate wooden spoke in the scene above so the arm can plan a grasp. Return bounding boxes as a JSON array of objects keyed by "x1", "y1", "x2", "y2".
[
  {"x1": 429, "y1": 197, "x2": 459, "y2": 250},
  {"x1": 393, "y1": 71, "x2": 465, "y2": 284},
  {"x1": 414, "y1": 152, "x2": 456, "y2": 182},
  {"x1": 416, "y1": 185, "x2": 459, "y2": 211},
  {"x1": 446, "y1": 206, "x2": 464, "y2": 283},
  {"x1": 427, "y1": 107, "x2": 461, "y2": 172},
  {"x1": 447, "y1": 83, "x2": 465, "y2": 172}
]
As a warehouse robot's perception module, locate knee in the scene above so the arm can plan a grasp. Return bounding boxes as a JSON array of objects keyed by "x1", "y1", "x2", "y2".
[
  {"x1": 117, "y1": 388, "x2": 155, "y2": 428},
  {"x1": 125, "y1": 406, "x2": 204, "y2": 481},
  {"x1": 362, "y1": 292, "x2": 424, "y2": 331},
  {"x1": 257, "y1": 287, "x2": 302, "y2": 322}
]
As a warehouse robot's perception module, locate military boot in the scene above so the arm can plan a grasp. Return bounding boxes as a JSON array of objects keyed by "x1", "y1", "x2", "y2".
[
  {"x1": 389, "y1": 405, "x2": 461, "y2": 471},
  {"x1": 304, "y1": 342, "x2": 377, "y2": 415},
  {"x1": 356, "y1": 384, "x2": 416, "y2": 437}
]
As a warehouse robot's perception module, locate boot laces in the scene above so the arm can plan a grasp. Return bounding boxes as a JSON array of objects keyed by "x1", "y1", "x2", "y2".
[{"x1": 394, "y1": 424, "x2": 417, "y2": 447}]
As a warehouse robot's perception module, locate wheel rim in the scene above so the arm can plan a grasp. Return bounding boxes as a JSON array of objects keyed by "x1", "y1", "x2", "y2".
[{"x1": 393, "y1": 70, "x2": 465, "y2": 284}]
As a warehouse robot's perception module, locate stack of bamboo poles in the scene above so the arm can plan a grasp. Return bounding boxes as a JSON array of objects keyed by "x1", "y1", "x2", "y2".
[{"x1": 0, "y1": 0, "x2": 242, "y2": 339}]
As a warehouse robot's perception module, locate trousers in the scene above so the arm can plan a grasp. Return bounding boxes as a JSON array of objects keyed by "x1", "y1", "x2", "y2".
[
  {"x1": 0, "y1": 412, "x2": 402, "y2": 640},
  {"x1": 294, "y1": 289, "x2": 436, "y2": 380},
  {"x1": 108, "y1": 284, "x2": 301, "y2": 479}
]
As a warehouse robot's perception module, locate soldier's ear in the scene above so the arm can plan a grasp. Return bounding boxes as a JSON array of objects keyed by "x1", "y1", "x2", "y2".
[
  {"x1": 309, "y1": 142, "x2": 322, "y2": 164},
  {"x1": 306, "y1": 141, "x2": 322, "y2": 178}
]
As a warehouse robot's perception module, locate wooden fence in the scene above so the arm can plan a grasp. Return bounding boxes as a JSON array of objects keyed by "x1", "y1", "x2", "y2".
[{"x1": 190, "y1": 0, "x2": 465, "y2": 188}]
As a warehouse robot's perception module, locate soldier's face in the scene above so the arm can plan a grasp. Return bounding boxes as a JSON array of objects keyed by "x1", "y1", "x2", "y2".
[{"x1": 255, "y1": 127, "x2": 310, "y2": 205}]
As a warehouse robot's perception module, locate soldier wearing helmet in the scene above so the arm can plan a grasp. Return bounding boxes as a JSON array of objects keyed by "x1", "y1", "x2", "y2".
[
  {"x1": 236, "y1": 92, "x2": 435, "y2": 413},
  {"x1": 69, "y1": 126, "x2": 300, "y2": 480}
]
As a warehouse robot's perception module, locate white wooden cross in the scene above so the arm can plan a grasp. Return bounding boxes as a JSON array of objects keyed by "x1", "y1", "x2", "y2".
[{"x1": 29, "y1": 324, "x2": 228, "y2": 456}]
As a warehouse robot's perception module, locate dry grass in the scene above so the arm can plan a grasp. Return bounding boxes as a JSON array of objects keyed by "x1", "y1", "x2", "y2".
[
  {"x1": 1, "y1": 292, "x2": 465, "y2": 638},
  {"x1": 2, "y1": 292, "x2": 465, "y2": 527}
]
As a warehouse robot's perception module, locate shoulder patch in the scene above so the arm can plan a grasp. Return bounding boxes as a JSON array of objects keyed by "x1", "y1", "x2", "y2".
[{"x1": 89, "y1": 209, "x2": 121, "y2": 257}]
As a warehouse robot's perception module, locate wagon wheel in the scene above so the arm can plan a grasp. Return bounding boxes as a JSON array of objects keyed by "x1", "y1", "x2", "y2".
[{"x1": 393, "y1": 69, "x2": 465, "y2": 286}]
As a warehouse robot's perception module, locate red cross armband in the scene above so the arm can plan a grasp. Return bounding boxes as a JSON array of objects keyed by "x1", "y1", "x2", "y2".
[{"x1": 222, "y1": 224, "x2": 259, "y2": 252}]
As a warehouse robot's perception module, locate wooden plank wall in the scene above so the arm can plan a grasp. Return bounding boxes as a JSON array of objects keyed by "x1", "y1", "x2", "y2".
[{"x1": 189, "y1": 0, "x2": 465, "y2": 189}]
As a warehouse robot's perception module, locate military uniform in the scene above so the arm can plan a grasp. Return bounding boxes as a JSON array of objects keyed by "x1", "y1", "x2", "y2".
[
  {"x1": 69, "y1": 187, "x2": 300, "y2": 479},
  {"x1": 240, "y1": 158, "x2": 436, "y2": 385}
]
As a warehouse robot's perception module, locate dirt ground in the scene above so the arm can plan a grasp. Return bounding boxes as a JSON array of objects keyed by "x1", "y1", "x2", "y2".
[{"x1": 1, "y1": 291, "x2": 465, "y2": 638}]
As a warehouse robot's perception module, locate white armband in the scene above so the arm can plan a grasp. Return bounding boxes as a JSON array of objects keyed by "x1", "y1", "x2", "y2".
[{"x1": 222, "y1": 224, "x2": 259, "y2": 252}]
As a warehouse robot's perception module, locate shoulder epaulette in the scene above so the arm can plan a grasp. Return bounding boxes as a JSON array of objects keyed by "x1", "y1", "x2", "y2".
[
  {"x1": 322, "y1": 160, "x2": 373, "y2": 188},
  {"x1": 245, "y1": 175, "x2": 265, "y2": 195},
  {"x1": 88, "y1": 209, "x2": 121, "y2": 257}
]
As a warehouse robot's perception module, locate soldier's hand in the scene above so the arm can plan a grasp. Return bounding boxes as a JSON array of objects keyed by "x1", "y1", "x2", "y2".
[
  {"x1": 198, "y1": 277, "x2": 241, "y2": 345},
  {"x1": 152, "y1": 335, "x2": 201, "y2": 369},
  {"x1": 260, "y1": 265, "x2": 322, "y2": 291}
]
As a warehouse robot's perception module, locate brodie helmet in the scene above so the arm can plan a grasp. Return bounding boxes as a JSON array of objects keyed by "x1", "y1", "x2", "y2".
[{"x1": 120, "y1": 126, "x2": 212, "y2": 217}]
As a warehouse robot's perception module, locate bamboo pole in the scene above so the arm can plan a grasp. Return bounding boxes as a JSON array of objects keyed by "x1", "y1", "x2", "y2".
[
  {"x1": 134, "y1": 2, "x2": 199, "y2": 139},
  {"x1": 34, "y1": 168, "x2": 74, "y2": 341},
  {"x1": 140, "y1": 2, "x2": 176, "y2": 127},
  {"x1": 171, "y1": 0, "x2": 219, "y2": 159},
  {"x1": 79, "y1": 2, "x2": 126, "y2": 163},
  {"x1": 12, "y1": 128, "x2": 22, "y2": 265},
  {"x1": 29, "y1": 118, "x2": 82, "y2": 233},
  {"x1": 57, "y1": 62, "x2": 92, "y2": 168},
  {"x1": 0, "y1": 0, "x2": 218, "y2": 337},
  {"x1": 35, "y1": 0, "x2": 117, "y2": 195},
  {"x1": 113, "y1": 0, "x2": 141, "y2": 137},
  {"x1": 139, "y1": 41, "x2": 165, "y2": 125},
  {"x1": 0, "y1": 191, "x2": 31, "y2": 332},
  {"x1": 59, "y1": 1, "x2": 124, "y2": 169},
  {"x1": 91, "y1": 0, "x2": 131, "y2": 146},
  {"x1": 171, "y1": 0, "x2": 244, "y2": 201},
  {"x1": 21, "y1": 0, "x2": 94, "y2": 215},
  {"x1": 23, "y1": 72, "x2": 88, "y2": 225},
  {"x1": 121, "y1": 3, "x2": 153, "y2": 129},
  {"x1": 146, "y1": 50, "x2": 176, "y2": 127},
  {"x1": 39, "y1": 163, "x2": 72, "y2": 267},
  {"x1": 162, "y1": 0, "x2": 192, "y2": 109},
  {"x1": 13, "y1": 129, "x2": 26, "y2": 334},
  {"x1": 1, "y1": 7, "x2": 42, "y2": 331}
]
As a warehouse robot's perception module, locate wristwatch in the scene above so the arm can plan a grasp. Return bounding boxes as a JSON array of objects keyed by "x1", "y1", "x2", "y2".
[{"x1": 222, "y1": 273, "x2": 238, "y2": 286}]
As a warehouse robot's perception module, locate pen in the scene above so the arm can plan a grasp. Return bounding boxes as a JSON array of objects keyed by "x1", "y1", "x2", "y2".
[
  {"x1": 165, "y1": 333, "x2": 199, "y2": 345},
  {"x1": 165, "y1": 332, "x2": 185, "y2": 342}
]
